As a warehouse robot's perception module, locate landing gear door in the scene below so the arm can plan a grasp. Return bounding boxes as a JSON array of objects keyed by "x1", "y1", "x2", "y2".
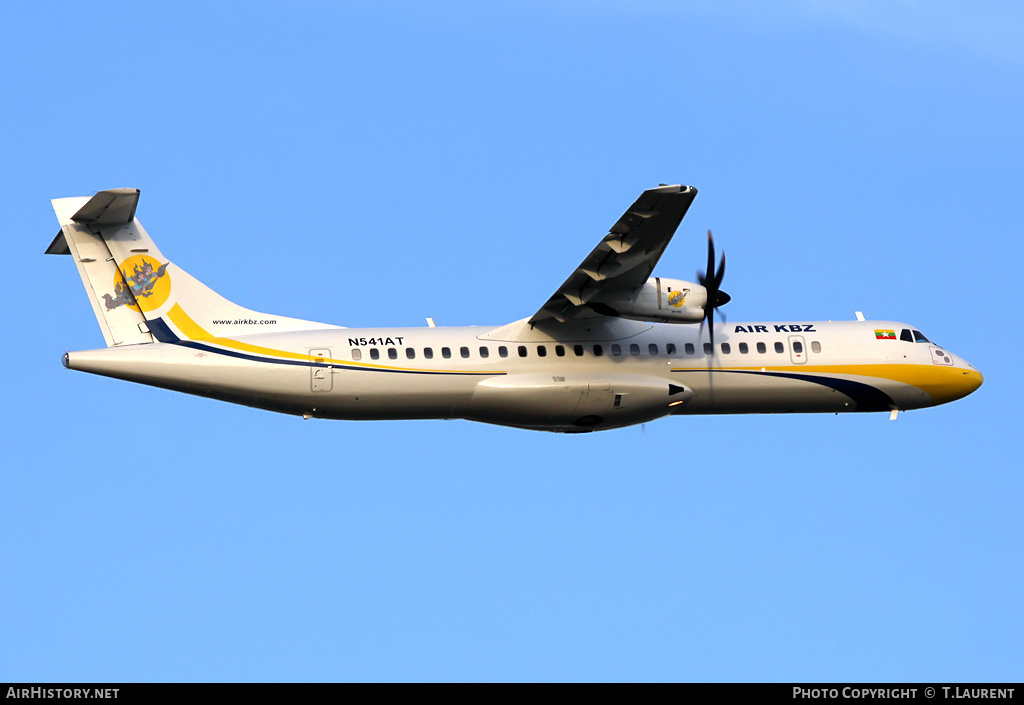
[
  {"x1": 576, "y1": 382, "x2": 612, "y2": 415},
  {"x1": 788, "y1": 335, "x2": 807, "y2": 364},
  {"x1": 309, "y1": 348, "x2": 333, "y2": 392}
]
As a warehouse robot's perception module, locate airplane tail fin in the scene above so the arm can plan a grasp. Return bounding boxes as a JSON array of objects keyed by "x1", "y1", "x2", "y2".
[{"x1": 48, "y1": 188, "x2": 337, "y2": 347}]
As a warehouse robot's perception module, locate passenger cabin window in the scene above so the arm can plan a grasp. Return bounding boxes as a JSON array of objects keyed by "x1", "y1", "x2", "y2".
[
  {"x1": 555, "y1": 345, "x2": 565, "y2": 357},
  {"x1": 913, "y1": 330, "x2": 931, "y2": 343},
  {"x1": 424, "y1": 347, "x2": 434, "y2": 359},
  {"x1": 479, "y1": 346, "x2": 489, "y2": 358},
  {"x1": 498, "y1": 346, "x2": 508, "y2": 358},
  {"x1": 901, "y1": 329, "x2": 913, "y2": 342},
  {"x1": 721, "y1": 343, "x2": 731, "y2": 354},
  {"x1": 775, "y1": 342, "x2": 784, "y2": 353},
  {"x1": 351, "y1": 349, "x2": 362, "y2": 361},
  {"x1": 630, "y1": 344, "x2": 640, "y2": 355},
  {"x1": 666, "y1": 343, "x2": 676, "y2": 355},
  {"x1": 442, "y1": 347, "x2": 452, "y2": 359},
  {"x1": 537, "y1": 346, "x2": 547, "y2": 357},
  {"x1": 611, "y1": 344, "x2": 622, "y2": 356},
  {"x1": 574, "y1": 345, "x2": 584, "y2": 356},
  {"x1": 811, "y1": 341, "x2": 821, "y2": 353},
  {"x1": 685, "y1": 343, "x2": 695, "y2": 355},
  {"x1": 518, "y1": 345, "x2": 528, "y2": 357},
  {"x1": 460, "y1": 346, "x2": 470, "y2": 359},
  {"x1": 370, "y1": 348, "x2": 380, "y2": 360},
  {"x1": 757, "y1": 342, "x2": 767, "y2": 354},
  {"x1": 406, "y1": 348, "x2": 415, "y2": 359},
  {"x1": 792, "y1": 341, "x2": 803, "y2": 354},
  {"x1": 649, "y1": 344, "x2": 658, "y2": 355},
  {"x1": 388, "y1": 348, "x2": 398, "y2": 360},
  {"x1": 593, "y1": 344, "x2": 604, "y2": 356},
  {"x1": 703, "y1": 343, "x2": 712, "y2": 355},
  {"x1": 739, "y1": 342, "x2": 748, "y2": 354}
]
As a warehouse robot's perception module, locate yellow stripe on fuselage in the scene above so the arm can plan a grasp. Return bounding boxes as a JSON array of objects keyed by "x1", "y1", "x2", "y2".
[
  {"x1": 671, "y1": 363, "x2": 982, "y2": 405},
  {"x1": 165, "y1": 304, "x2": 502, "y2": 375}
]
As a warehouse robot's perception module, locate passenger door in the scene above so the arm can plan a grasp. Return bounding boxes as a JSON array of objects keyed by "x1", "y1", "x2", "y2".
[
  {"x1": 788, "y1": 335, "x2": 807, "y2": 364},
  {"x1": 309, "y1": 348, "x2": 333, "y2": 392}
]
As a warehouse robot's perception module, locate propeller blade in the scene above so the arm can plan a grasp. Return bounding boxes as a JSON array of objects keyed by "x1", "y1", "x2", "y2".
[
  {"x1": 698, "y1": 228, "x2": 729, "y2": 355},
  {"x1": 706, "y1": 230, "x2": 715, "y2": 286}
]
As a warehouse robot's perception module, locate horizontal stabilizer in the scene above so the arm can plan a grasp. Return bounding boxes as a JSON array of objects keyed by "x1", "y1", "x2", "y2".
[{"x1": 71, "y1": 188, "x2": 140, "y2": 226}]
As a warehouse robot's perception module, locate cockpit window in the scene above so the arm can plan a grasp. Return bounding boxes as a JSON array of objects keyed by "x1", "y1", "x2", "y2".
[
  {"x1": 900, "y1": 329, "x2": 913, "y2": 342},
  {"x1": 913, "y1": 330, "x2": 931, "y2": 343}
]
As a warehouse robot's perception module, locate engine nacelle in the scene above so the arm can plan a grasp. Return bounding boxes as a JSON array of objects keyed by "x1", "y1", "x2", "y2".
[{"x1": 598, "y1": 277, "x2": 706, "y2": 324}]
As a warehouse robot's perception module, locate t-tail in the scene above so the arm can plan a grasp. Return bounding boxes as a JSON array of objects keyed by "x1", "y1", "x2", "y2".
[{"x1": 47, "y1": 188, "x2": 338, "y2": 347}]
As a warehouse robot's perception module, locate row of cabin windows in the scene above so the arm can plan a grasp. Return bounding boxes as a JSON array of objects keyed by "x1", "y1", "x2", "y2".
[
  {"x1": 350, "y1": 340, "x2": 823, "y2": 361},
  {"x1": 707, "y1": 340, "x2": 822, "y2": 355},
  {"x1": 352, "y1": 345, "x2": 573, "y2": 361}
]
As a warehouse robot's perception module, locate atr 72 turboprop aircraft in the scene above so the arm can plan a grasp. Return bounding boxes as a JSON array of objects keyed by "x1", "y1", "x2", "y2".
[{"x1": 48, "y1": 185, "x2": 982, "y2": 432}]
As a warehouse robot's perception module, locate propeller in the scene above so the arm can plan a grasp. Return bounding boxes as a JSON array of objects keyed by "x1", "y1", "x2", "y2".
[{"x1": 697, "y1": 230, "x2": 731, "y2": 350}]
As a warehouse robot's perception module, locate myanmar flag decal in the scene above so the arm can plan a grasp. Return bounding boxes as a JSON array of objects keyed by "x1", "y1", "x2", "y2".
[{"x1": 875, "y1": 329, "x2": 897, "y2": 340}]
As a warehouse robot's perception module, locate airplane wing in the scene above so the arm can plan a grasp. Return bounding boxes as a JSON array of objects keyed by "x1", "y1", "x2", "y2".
[{"x1": 529, "y1": 185, "x2": 697, "y2": 325}]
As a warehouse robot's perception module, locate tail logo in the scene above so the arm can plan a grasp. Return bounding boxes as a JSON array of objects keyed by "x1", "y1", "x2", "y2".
[{"x1": 103, "y1": 255, "x2": 171, "y2": 313}]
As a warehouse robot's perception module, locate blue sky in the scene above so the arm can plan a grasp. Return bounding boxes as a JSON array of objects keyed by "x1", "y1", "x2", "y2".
[{"x1": 1, "y1": 1, "x2": 1021, "y2": 681}]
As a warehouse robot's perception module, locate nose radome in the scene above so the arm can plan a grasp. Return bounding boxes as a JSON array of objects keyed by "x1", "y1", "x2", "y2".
[
  {"x1": 945, "y1": 361, "x2": 983, "y2": 404},
  {"x1": 917, "y1": 361, "x2": 982, "y2": 406},
  {"x1": 961, "y1": 367, "x2": 983, "y2": 396},
  {"x1": 957, "y1": 354, "x2": 983, "y2": 394}
]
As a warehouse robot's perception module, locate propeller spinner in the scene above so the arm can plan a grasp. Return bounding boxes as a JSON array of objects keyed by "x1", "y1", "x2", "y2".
[{"x1": 697, "y1": 230, "x2": 730, "y2": 348}]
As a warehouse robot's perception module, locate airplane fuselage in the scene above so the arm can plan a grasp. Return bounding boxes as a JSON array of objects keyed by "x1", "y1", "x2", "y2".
[{"x1": 65, "y1": 318, "x2": 983, "y2": 433}]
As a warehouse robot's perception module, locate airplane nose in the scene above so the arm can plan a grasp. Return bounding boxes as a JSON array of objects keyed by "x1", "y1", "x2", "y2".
[
  {"x1": 959, "y1": 367, "x2": 983, "y2": 397},
  {"x1": 939, "y1": 364, "x2": 983, "y2": 404},
  {"x1": 914, "y1": 361, "x2": 982, "y2": 406}
]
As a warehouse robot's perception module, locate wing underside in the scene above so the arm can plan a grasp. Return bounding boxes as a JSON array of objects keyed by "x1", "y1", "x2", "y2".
[{"x1": 529, "y1": 185, "x2": 697, "y2": 325}]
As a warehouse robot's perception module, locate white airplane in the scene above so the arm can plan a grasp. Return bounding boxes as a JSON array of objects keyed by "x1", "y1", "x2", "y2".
[{"x1": 47, "y1": 185, "x2": 982, "y2": 432}]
